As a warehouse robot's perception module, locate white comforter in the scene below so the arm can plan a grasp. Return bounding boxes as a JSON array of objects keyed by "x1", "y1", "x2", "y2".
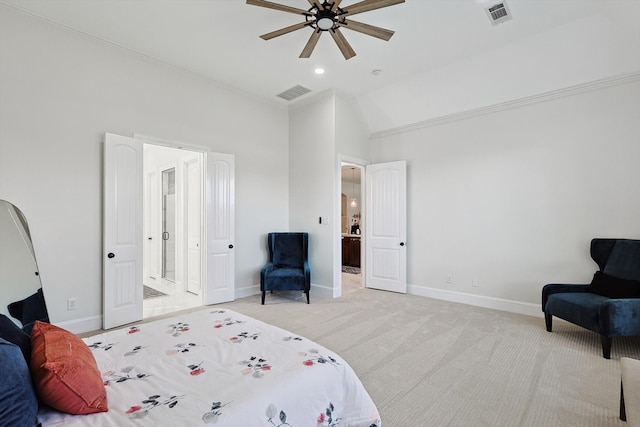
[{"x1": 39, "y1": 308, "x2": 381, "y2": 427}]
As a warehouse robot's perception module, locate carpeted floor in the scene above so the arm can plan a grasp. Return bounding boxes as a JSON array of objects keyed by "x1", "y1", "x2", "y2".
[
  {"x1": 143, "y1": 285, "x2": 168, "y2": 299},
  {"x1": 218, "y1": 287, "x2": 640, "y2": 427}
]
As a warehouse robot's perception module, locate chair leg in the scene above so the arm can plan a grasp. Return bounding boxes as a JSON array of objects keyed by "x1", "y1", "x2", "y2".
[
  {"x1": 601, "y1": 335, "x2": 612, "y2": 359},
  {"x1": 621, "y1": 382, "x2": 627, "y2": 421},
  {"x1": 544, "y1": 312, "x2": 552, "y2": 332},
  {"x1": 261, "y1": 291, "x2": 265, "y2": 305},
  {"x1": 305, "y1": 290, "x2": 309, "y2": 304}
]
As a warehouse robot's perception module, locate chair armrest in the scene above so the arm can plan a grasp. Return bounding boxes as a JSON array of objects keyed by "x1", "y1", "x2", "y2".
[
  {"x1": 542, "y1": 283, "x2": 589, "y2": 311},
  {"x1": 600, "y1": 299, "x2": 640, "y2": 337},
  {"x1": 260, "y1": 263, "x2": 275, "y2": 287},
  {"x1": 303, "y1": 261, "x2": 311, "y2": 283}
]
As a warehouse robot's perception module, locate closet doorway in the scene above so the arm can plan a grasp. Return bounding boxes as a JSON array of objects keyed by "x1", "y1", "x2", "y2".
[{"x1": 143, "y1": 143, "x2": 203, "y2": 318}]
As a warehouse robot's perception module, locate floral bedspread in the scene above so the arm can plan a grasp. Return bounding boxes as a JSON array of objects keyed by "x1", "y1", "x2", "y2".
[{"x1": 38, "y1": 308, "x2": 381, "y2": 427}]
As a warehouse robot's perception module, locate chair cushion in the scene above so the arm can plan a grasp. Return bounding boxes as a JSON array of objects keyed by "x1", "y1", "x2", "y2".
[
  {"x1": 603, "y1": 240, "x2": 640, "y2": 281},
  {"x1": 545, "y1": 292, "x2": 609, "y2": 332},
  {"x1": 30, "y1": 321, "x2": 108, "y2": 415},
  {"x1": 0, "y1": 337, "x2": 38, "y2": 426},
  {"x1": 263, "y1": 267, "x2": 306, "y2": 291},
  {"x1": 0, "y1": 313, "x2": 31, "y2": 362},
  {"x1": 588, "y1": 271, "x2": 640, "y2": 299},
  {"x1": 273, "y1": 234, "x2": 304, "y2": 267}
]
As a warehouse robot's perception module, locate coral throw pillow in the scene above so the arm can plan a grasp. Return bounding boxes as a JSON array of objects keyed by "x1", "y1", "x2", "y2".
[{"x1": 30, "y1": 321, "x2": 108, "y2": 414}]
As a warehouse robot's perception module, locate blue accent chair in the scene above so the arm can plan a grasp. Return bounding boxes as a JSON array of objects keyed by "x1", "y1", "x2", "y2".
[
  {"x1": 260, "y1": 232, "x2": 310, "y2": 305},
  {"x1": 542, "y1": 238, "x2": 640, "y2": 359}
]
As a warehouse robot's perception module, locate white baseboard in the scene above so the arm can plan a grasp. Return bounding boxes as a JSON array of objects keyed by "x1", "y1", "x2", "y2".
[
  {"x1": 407, "y1": 284, "x2": 543, "y2": 318},
  {"x1": 55, "y1": 315, "x2": 103, "y2": 335},
  {"x1": 59, "y1": 284, "x2": 541, "y2": 335},
  {"x1": 234, "y1": 284, "x2": 260, "y2": 300}
]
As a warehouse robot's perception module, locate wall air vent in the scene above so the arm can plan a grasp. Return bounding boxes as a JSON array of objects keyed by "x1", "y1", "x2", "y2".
[
  {"x1": 277, "y1": 85, "x2": 311, "y2": 101},
  {"x1": 485, "y1": 2, "x2": 512, "y2": 26}
]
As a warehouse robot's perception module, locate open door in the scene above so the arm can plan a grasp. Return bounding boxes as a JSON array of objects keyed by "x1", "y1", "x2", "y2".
[
  {"x1": 105, "y1": 135, "x2": 235, "y2": 328},
  {"x1": 365, "y1": 160, "x2": 407, "y2": 293},
  {"x1": 204, "y1": 152, "x2": 235, "y2": 305},
  {"x1": 103, "y1": 133, "x2": 144, "y2": 329}
]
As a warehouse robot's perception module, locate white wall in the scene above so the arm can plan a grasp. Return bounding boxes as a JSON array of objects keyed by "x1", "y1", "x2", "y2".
[
  {"x1": 370, "y1": 78, "x2": 640, "y2": 314},
  {"x1": 289, "y1": 92, "x2": 369, "y2": 296},
  {"x1": 289, "y1": 93, "x2": 336, "y2": 292},
  {"x1": 0, "y1": 7, "x2": 289, "y2": 331},
  {"x1": 356, "y1": 4, "x2": 640, "y2": 134}
]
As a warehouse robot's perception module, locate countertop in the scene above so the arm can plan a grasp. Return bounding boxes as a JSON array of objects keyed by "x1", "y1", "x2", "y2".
[{"x1": 341, "y1": 233, "x2": 361, "y2": 238}]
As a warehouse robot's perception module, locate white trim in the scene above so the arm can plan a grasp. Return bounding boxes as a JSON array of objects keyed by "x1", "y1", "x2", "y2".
[
  {"x1": 134, "y1": 133, "x2": 212, "y2": 153},
  {"x1": 55, "y1": 315, "x2": 103, "y2": 335},
  {"x1": 408, "y1": 284, "x2": 543, "y2": 318},
  {"x1": 370, "y1": 71, "x2": 640, "y2": 139},
  {"x1": 234, "y1": 284, "x2": 260, "y2": 300},
  {"x1": 310, "y1": 283, "x2": 334, "y2": 300}
]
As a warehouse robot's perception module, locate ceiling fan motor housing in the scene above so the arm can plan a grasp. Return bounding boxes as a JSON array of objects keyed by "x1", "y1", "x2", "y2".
[{"x1": 311, "y1": 2, "x2": 343, "y2": 31}]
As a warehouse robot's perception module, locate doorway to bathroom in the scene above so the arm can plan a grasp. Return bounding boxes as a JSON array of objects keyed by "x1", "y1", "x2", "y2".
[{"x1": 142, "y1": 143, "x2": 203, "y2": 318}]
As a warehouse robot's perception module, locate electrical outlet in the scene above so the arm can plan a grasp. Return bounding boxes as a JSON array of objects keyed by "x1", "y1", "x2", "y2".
[
  {"x1": 67, "y1": 298, "x2": 77, "y2": 310},
  {"x1": 446, "y1": 275, "x2": 453, "y2": 284},
  {"x1": 472, "y1": 277, "x2": 480, "y2": 287}
]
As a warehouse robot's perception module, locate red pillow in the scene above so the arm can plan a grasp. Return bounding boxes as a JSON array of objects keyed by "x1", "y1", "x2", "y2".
[{"x1": 29, "y1": 321, "x2": 108, "y2": 414}]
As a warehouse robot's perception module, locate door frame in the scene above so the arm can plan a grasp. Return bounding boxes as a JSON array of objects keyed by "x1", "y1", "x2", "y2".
[{"x1": 336, "y1": 155, "x2": 368, "y2": 297}]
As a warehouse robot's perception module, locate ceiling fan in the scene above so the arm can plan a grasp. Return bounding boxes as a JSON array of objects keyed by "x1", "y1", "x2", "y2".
[{"x1": 246, "y1": 0, "x2": 405, "y2": 60}]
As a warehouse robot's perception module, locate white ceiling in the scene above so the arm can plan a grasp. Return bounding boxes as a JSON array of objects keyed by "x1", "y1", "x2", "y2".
[{"x1": 2, "y1": 0, "x2": 639, "y2": 133}]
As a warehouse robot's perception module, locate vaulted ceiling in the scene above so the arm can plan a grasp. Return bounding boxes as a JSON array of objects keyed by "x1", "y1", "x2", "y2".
[{"x1": 2, "y1": 0, "x2": 639, "y2": 134}]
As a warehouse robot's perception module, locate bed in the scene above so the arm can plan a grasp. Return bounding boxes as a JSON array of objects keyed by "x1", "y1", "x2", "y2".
[{"x1": 34, "y1": 308, "x2": 381, "y2": 426}]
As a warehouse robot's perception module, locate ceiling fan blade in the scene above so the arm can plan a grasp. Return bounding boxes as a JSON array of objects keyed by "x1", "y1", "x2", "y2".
[
  {"x1": 260, "y1": 21, "x2": 311, "y2": 40},
  {"x1": 306, "y1": 0, "x2": 323, "y2": 8},
  {"x1": 340, "y1": 18, "x2": 395, "y2": 41},
  {"x1": 342, "y1": 0, "x2": 405, "y2": 17},
  {"x1": 329, "y1": 28, "x2": 356, "y2": 60},
  {"x1": 299, "y1": 29, "x2": 322, "y2": 58},
  {"x1": 246, "y1": 0, "x2": 310, "y2": 16}
]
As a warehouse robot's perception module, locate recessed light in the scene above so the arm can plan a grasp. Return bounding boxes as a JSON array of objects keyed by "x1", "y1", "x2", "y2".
[{"x1": 314, "y1": 68, "x2": 325, "y2": 75}]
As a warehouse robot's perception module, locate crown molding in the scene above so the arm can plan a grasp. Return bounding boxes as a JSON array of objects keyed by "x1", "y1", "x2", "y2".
[{"x1": 370, "y1": 70, "x2": 640, "y2": 140}]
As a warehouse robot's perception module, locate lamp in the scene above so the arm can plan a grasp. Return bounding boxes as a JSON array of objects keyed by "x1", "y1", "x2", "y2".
[
  {"x1": 316, "y1": 9, "x2": 336, "y2": 31},
  {"x1": 350, "y1": 168, "x2": 357, "y2": 208}
]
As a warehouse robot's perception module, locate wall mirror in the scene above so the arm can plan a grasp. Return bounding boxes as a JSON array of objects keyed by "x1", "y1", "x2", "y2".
[{"x1": 0, "y1": 200, "x2": 48, "y2": 328}]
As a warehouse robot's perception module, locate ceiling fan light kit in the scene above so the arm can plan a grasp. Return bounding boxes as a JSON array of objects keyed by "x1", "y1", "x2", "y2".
[{"x1": 247, "y1": 0, "x2": 405, "y2": 60}]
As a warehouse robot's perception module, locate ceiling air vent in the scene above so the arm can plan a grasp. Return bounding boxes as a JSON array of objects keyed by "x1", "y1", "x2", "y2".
[
  {"x1": 485, "y1": 2, "x2": 512, "y2": 26},
  {"x1": 277, "y1": 85, "x2": 311, "y2": 101}
]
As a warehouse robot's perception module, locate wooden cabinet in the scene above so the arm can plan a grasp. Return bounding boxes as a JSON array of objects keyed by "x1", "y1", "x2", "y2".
[{"x1": 341, "y1": 236, "x2": 361, "y2": 267}]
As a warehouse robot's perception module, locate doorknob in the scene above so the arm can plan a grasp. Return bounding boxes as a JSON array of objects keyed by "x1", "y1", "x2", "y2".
[
  {"x1": 400, "y1": 242, "x2": 405, "y2": 246},
  {"x1": 107, "y1": 252, "x2": 115, "y2": 258},
  {"x1": 228, "y1": 244, "x2": 234, "y2": 249}
]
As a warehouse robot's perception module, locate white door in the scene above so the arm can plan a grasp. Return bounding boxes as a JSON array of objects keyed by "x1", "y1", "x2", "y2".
[
  {"x1": 103, "y1": 133, "x2": 144, "y2": 329},
  {"x1": 204, "y1": 152, "x2": 235, "y2": 305},
  {"x1": 365, "y1": 161, "x2": 407, "y2": 293},
  {"x1": 186, "y1": 157, "x2": 202, "y2": 294}
]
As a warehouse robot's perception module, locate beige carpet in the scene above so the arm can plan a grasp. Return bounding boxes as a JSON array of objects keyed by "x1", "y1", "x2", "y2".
[{"x1": 218, "y1": 285, "x2": 640, "y2": 427}]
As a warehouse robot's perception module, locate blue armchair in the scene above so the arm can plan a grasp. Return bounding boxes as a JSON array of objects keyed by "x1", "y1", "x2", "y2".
[
  {"x1": 542, "y1": 238, "x2": 640, "y2": 359},
  {"x1": 260, "y1": 232, "x2": 310, "y2": 305}
]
